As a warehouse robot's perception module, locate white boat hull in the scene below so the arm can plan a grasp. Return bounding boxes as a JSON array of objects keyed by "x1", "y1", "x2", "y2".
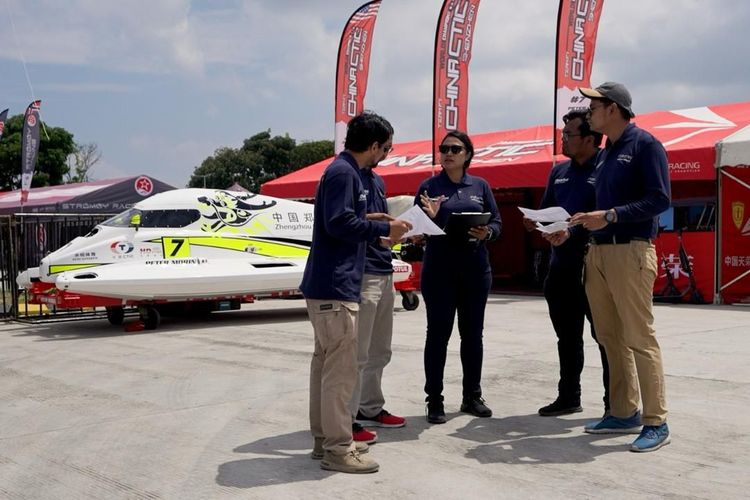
[{"x1": 57, "y1": 257, "x2": 306, "y2": 301}]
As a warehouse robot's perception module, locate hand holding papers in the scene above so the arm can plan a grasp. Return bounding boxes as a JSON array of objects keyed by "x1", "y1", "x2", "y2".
[
  {"x1": 391, "y1": 205, "x2": 445, "y2": 239},
  {"x1": 518, "y1": 206, "x2": 571, "y2": 223},
  {"x1": 519, "y1": 206, "x2": 573, "y2": 240},
  {"x1": 535, "y1": 220, "x2": 569, "y2": 234}
]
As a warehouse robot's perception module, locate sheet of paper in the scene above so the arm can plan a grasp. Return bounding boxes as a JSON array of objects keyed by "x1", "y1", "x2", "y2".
[
  {"x1": 535, "y1": 220, "x2": 570, "y2": 234},
  {"x1": 389, "y1": 204, "x2": 445, "y2": 238},
  {"x1": 518, "y1": 206, "x2": 571, "y2": 223}
]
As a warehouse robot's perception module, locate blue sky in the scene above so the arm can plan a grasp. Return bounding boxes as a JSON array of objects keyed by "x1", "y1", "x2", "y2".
[{"x1": 1, "y1": 0, "x2": 748, "y2": 188}]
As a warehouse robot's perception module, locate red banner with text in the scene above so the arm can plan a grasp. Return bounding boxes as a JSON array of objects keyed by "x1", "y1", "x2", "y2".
[
  {"x1": 554, "y1": 0, "x2": 604, "y2": 155},
  {"x1": 334, "y1": 0, "x2": 382, "y2": 154},
  {"x1": 433, "y1": 0, "x2": 482, "y2": 163},
  {"x1": 654, "y1": 231, "x2": 713, "y2": 304},
  {"x1": 720, "y1": 166, "x2": 750, "y2": 303}
]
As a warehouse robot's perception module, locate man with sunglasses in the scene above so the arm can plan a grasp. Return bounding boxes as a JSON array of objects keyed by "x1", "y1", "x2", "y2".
[
  {"x1": 570, "y1": 82, "x2": 671, "y2": 452},
  {"x1": 523, "y1": 111, "x2": 610, "y2": 419},
  {"x1": 301, "y1": 111, "x2": 412, "y2": 473}
]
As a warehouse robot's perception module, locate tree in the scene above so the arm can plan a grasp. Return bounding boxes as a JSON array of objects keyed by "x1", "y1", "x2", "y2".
[
  {"x1": 0, "y1": 114, "x2": 75, "y2": 191},
  {"x1": 187, "y1": 130, "x2": 333, "y2": 192},
  {"x1": 66, "y1": 142, "x2": 102, "y2": 183}
]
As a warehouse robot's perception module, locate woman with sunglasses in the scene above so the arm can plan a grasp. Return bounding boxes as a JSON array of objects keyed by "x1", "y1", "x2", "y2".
[{"x1": 414, "y1": 131, "x2": 502, "y2": 424}]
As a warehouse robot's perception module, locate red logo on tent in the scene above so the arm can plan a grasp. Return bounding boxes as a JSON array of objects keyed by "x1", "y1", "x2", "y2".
[
  {"x1": 135, "y1": 176, "x2": 154, "y2": 196},
  {"x1": 0, "y1": 122, "x2": 4, "y2": 133},
  {"x1": 27, "y1": 114, "x2": 36, "y2": 127}
]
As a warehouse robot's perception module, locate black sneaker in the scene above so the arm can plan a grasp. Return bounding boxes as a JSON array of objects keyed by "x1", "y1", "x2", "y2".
[
  {"x1": 538, "y1": 398, "x2": 583, "y2": 417},
  {"x1": 425, "y1": 397, "x2": 446, "y2": 424},
  {"x1": 460, "y1": 397, "x2": 492, "y2": 418}
]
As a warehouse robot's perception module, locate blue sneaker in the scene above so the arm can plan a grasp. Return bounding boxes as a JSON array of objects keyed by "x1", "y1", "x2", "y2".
[
  {"x1": 630, "y1": 423, "x2": 671, "y2": 452},
  {"x1": 584, "y1": 411, "x2": 642, "y2": 434}
]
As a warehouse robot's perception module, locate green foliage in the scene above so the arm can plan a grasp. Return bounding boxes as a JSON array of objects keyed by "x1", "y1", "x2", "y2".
[
  {"x1": 188, "y1": 130, "x2": 333, "y2": 192},
  {"x1": 0, "y1": 114, "x2": 75, "y2": 191}
]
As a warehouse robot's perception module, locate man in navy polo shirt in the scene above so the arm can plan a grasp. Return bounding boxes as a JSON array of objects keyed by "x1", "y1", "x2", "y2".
[
  {"x1": 571, "y1": 82, "x2": 671, "y2": 452},
  {"x1": 524, "y1": 110, "x2": 610, "y2": 418},
  {"x1": 300, "y1": 111, "x2": 411, "y2": 473}
]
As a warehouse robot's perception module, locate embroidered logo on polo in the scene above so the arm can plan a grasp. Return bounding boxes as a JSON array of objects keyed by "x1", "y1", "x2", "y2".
[
  {"x1": 617, "y1": 154, "x2": 633, "y2": 164},
  {"x1": 554, "y1": 178, "x2": 569, "y2": 184},
  {"x1": 470, "y1": 195, "x2": 483, "y2": 204}
]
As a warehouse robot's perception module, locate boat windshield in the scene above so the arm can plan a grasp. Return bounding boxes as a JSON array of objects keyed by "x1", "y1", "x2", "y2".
[{"x1": 101, "y1": 209, "x2": 201, "y2": 228}]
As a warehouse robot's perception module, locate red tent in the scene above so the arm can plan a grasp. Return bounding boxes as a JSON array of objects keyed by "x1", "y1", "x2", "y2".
[
  {"x1": 263, "y1": 101, "x2": 750, "y2": 303},
  {"x1": 262, "y1": 101, "x2": 750, "y2": 199}
]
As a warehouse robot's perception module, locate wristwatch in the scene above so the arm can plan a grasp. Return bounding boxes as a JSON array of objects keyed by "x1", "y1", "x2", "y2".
[{"x1": 604, "y1": 209, "x2": 617, "y2": 224}]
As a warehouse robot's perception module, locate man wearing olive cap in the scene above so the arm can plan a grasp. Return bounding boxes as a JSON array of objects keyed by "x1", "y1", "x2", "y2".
[{"x1": 570, "y1": 82, "x2": 671, "y2": 452}]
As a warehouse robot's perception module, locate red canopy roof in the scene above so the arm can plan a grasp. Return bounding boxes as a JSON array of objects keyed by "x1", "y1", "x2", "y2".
[{"x1": 262, "y1": 101, "x2": 750, "y2": 199}]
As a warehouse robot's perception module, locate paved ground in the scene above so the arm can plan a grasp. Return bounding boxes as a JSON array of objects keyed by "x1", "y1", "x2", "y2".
[{"x1": 0, "y1": 295, "x2": 748, "y2": 499}]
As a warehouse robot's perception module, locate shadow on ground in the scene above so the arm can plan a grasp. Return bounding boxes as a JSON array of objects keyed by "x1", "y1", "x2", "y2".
[
  {"x1": 451, "y1": 413, "x2": 631, "y2": 464},
  {"x1": 12, "y1": 305, "x2": 311, "y2": 341}
]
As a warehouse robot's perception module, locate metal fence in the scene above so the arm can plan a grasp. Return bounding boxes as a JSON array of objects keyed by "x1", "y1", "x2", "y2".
[{"x1": 1, "y1": 213, "x2": 112, "y2": 323}]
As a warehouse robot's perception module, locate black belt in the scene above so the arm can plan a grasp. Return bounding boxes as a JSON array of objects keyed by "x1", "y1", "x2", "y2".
[{"x1": 589, "y1": 235, "x2": 652, "y2": 245}]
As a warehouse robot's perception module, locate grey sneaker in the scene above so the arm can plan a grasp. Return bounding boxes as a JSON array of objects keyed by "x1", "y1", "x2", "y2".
[
  {"x1": 320, "y1": 450, "x2": 379, "y2": 474},
  {"x1": 311, "y1": 438, "x2": 368, "y2": 460}
]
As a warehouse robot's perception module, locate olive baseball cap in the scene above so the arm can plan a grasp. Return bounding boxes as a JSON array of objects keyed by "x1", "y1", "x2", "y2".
[{"x1": 579, "y1": 81, "x2": 635, "y2": 118}]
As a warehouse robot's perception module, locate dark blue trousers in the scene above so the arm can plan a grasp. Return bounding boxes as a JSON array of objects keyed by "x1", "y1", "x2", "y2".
[
  {"x1": 544, "y1": 258, "x2": 610, "y2": 410},
  {"x1": 422, "y1": 267, "x2": 492, "y2": 400}
]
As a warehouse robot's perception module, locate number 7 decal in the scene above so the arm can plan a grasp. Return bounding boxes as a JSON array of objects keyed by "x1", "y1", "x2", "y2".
[{"x1": 162, "y1": 237, "x2": 191, "y2": 258}]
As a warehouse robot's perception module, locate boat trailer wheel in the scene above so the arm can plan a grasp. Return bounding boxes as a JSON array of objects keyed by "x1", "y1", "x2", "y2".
[
  {"x1": 105, "y1": 306, "x2": 125, "y2": 326},
  {"x1": 139, "y1": 306, "x2": 161, "y2": 330},
  {"x1": 400, "y1": 291, "x2": 420, "y2": 311}
]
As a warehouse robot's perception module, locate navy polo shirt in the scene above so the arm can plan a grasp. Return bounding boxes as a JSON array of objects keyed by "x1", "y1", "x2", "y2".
[
  {"x1": 360, "y1": 167, "x2": 393, "y2": 275},
  {"x1": 414, "y1": 170, "x2": 502, "y2": 272},
  {"x1": 592, "y1": 123, "x2": 671, "y2": 239},
  {"x1": 540, "y1": 153, "x2": 597, "y2": 263},
  {"x1": 299, "y1": 152, "x2": 390, "y2": 302}
]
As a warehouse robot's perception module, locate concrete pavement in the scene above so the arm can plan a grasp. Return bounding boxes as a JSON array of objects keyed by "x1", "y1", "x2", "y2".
[{"x1": 0, "y1": 295, "x2": 748, "y2": 499}]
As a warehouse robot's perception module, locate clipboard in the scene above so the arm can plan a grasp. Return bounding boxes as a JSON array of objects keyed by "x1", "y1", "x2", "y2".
[{"x1": 443, "y1": 212, "x2": 491, "y2": 237}]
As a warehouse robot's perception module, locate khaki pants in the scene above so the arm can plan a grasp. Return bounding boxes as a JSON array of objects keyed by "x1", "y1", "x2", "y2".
[
  {"x1": 350, "y1": 273, "x2": 395, "y2": 418},
  {"x1": 584, "y1": 241, "x2": 668, "y2": 426},
  {"x1": 307, "y1": 299, "x2": 359, "y2": 455}
]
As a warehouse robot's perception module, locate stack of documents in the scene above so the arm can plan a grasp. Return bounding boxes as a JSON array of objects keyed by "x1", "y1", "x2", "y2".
[{"x1": 518, "y1": 207, "x2": 571, "y2": 234}]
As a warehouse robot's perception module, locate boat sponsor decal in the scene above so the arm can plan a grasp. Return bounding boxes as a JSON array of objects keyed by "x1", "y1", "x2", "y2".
[
  {"x1": 110, "y1": 241, "x2": 135, "y2": 255},
  {"x1": 71, "y1": 251, "x2": 98, "y2": 262},
  {"x1": 198, "y1": 191, "x2": 277, "y2": 232},
  {"x1": 162, "y1": 237, "x2": 191, "y2": 259},
  {"x1": 48, "y1": 263, "x2": 105, "y2": 276},
  {"x1": 144, "y1": 258, "x2": 208, "y2": 266},
  {"x1": 150, "y1": 236, "x2": 310, "y2": 258}
]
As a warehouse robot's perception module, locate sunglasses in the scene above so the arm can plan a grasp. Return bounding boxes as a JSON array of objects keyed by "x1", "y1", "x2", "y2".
[{"x1": 438, "y1": 144, "x2": 465, "y2": 154}]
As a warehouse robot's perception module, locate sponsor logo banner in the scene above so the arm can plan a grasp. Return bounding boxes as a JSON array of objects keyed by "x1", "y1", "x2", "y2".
[
  {"x1": 21, "y1": 100, "x2": 42, "y2": 204},
  {"x1": 334, "y1": 1, "x2": 382, "y2": 154},
  {"x1": 732, "y1": 201, "x2": 745, "y2": 230},
  {"x1": 554, "y1": 0, "x2": 604, "y2": 155},
  {"x1": 433, "y1": 0, "x2": 482, "y2": 163}
]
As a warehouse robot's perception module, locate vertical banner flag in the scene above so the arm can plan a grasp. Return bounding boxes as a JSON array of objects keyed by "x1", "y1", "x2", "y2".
[
  {"x1": 0, "y1": 108, "x2": 8, "y2": 140},
  {"x1": 433, "y1": 0, "x2": 482, "y2": 166},
  {"x1": 21, "y1": 100, "x2": 42, "y2": 204},
  {"x1": 334, "y1": 0, "x2": 382, "y2": 155},
  {"x1": 554, "y1": 0, "x2": 604, "y2": 155}
]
